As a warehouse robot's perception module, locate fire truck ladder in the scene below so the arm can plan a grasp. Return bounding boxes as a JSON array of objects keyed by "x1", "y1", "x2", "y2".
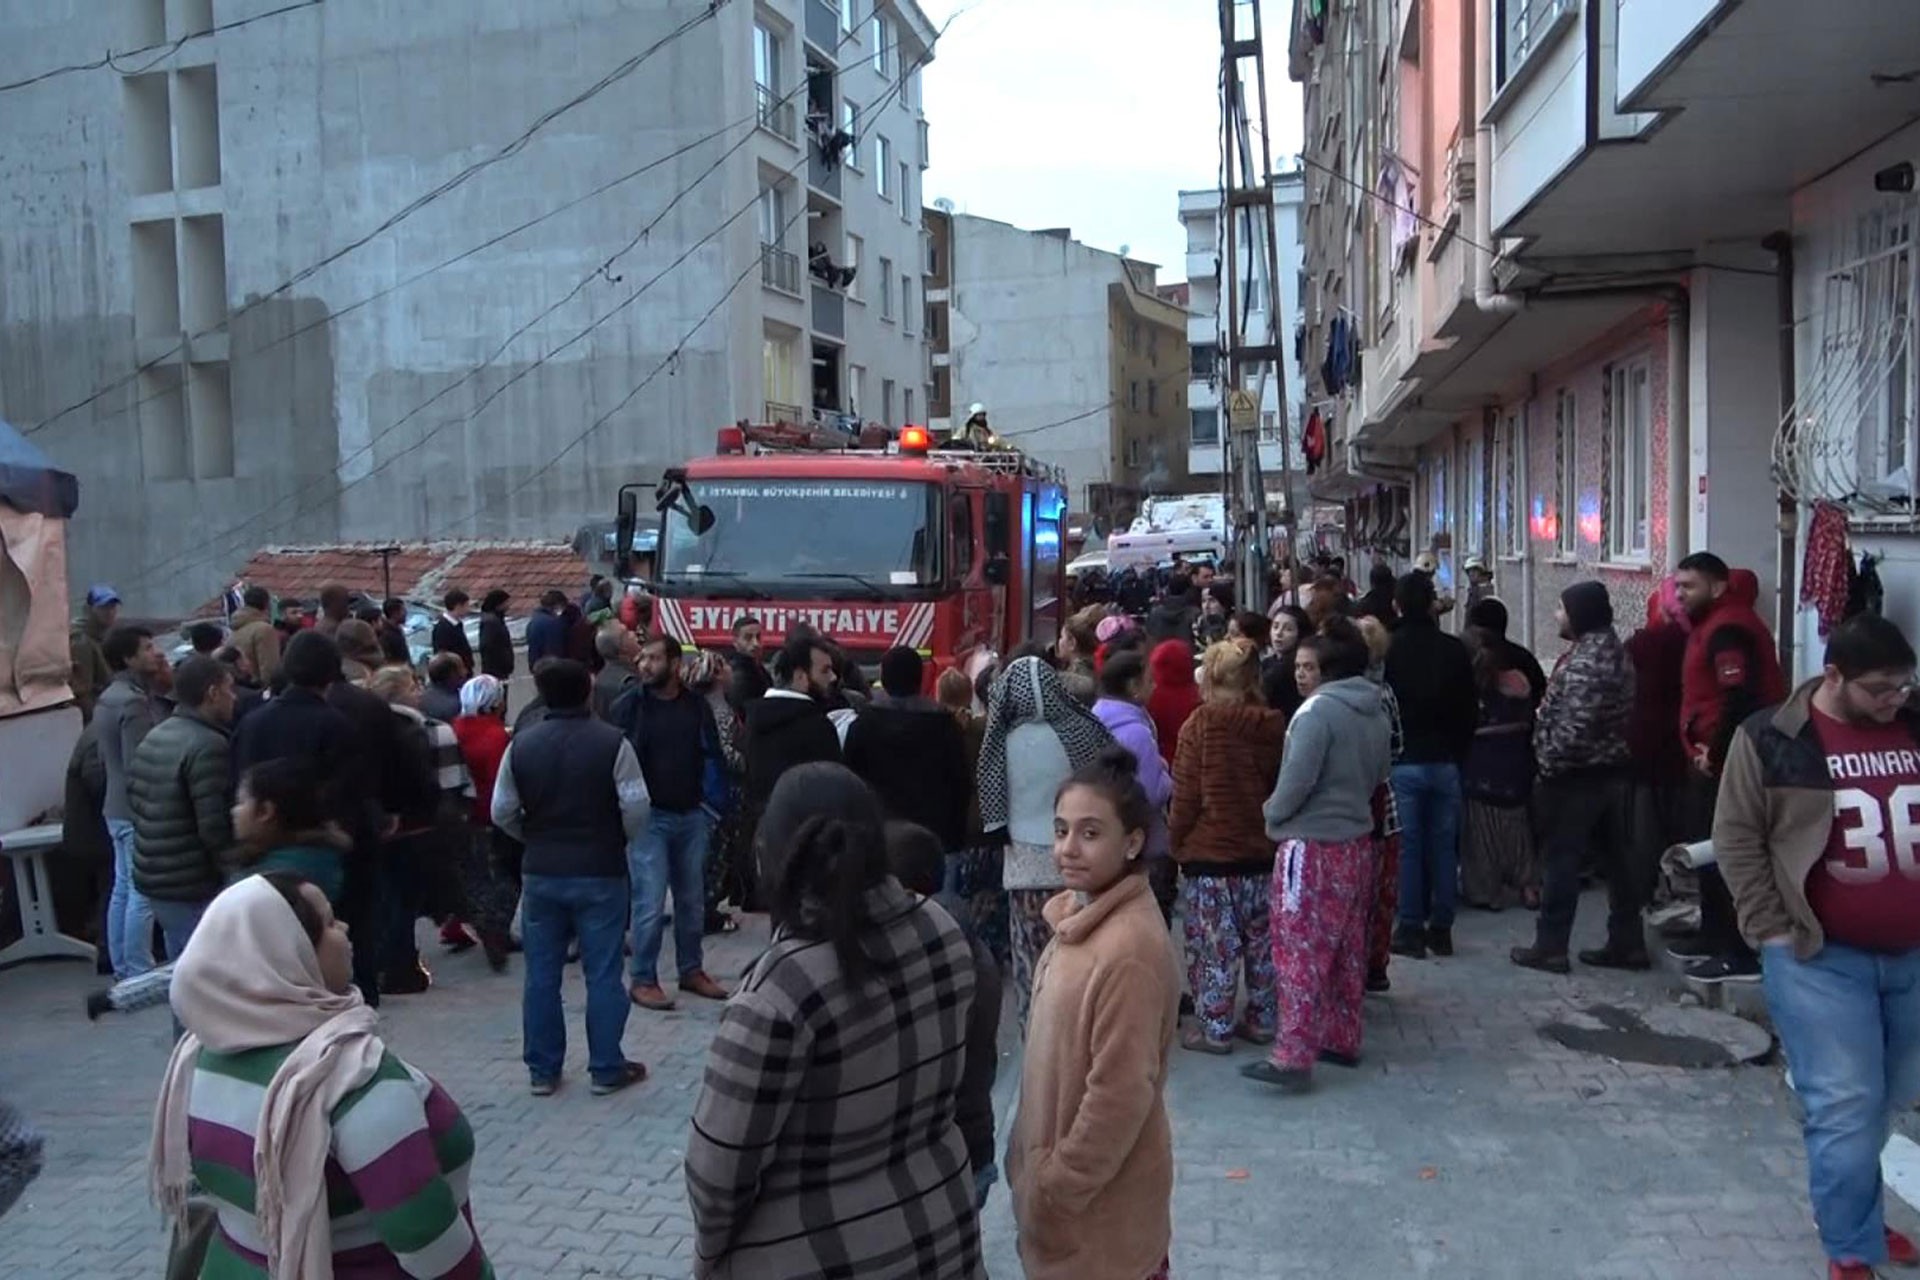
[{"x1": 1217, "y1": 0, "x2": 1296, "y2": 592}]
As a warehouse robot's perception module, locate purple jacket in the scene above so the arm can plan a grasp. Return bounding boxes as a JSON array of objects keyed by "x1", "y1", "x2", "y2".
[{"x1": 1093, "y1": 698, "x2": 1174, "y2": 859}]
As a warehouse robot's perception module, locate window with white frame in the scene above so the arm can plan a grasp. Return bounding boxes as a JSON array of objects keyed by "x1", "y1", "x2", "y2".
[
  {"x1": 871, "y1": 14, "x2": 890, "y2": 74},
  {"x1": 1465, "y1": 435, "x2": 1486, "y2": 559},
  {"x1": 841, "y1": 100, "x2": 861, "y2": 168},
  {"x1": 1497, "y1": 0, "x2": 1575, "y2": 89},
  {"x1": 899, "y1": 161, "x2": 912, "y2": 217},
  {"x1": 839, "y1": 0, "x2": 853, "y2": 35},
  {"x1": 875, "y1": 135, "x2": 892, "y2": 198},
  {"x1": 901, "y1": 275, "x2": 915, "y2": 333},
  {"x1": 1554, "y1": 388, "x2": 1577, "y2": 556},
  {"x1": 844, "y1": 232, "x2": 863, "y2": 299},
  {"x1": 879, "y1": 255, "x2": 894, "y2": 319},
  {"x1": 1607, "y1": 361, "x2": 1652, "y2": 561},
  {"x1": 753, "y1": 22, "x2": 782, "y2": 94},
  {"x1": 882, "y1": 377, "x2": 895, "y2": 423},
  {"x1": 1498, "y1": 410, "x2": 1524, "y2": 557},
  {"x1": 848, "y1": 363, "x2": 866, "y2": 415},
  {"x1": 1191, "y1": 407, "x2": 1220, "y2": 446}
]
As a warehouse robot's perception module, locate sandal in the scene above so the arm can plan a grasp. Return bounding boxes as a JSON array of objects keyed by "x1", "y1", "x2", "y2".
[{"x1": 1180, "y1": 1026, "x2": 1231, "y2": 1055}]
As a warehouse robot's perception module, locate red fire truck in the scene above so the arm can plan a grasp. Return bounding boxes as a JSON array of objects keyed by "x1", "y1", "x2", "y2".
[{"x1": 614, "y1": 422, "x2": 1068, "y2": 679}]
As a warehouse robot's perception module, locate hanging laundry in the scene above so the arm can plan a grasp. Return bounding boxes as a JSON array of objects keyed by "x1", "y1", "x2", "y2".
[
  {"x1": 1800, "y1": 501, "x2": 1851, "y2": 636},
  {"x1": 1303, "y1": 410, "x2": 1328, "y2": 475},
  {"x1": 1379, "y1": 156, "x2": 1418, "y2": 264}
]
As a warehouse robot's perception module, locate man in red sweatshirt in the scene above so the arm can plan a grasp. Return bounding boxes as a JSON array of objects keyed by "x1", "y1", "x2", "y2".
[{"x1": 1670, "y1": 552, "x2": 1786, "y2": 983}]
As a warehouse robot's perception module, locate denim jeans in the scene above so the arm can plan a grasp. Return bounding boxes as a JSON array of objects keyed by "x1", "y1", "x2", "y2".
[
  {"x1": 628, "y1": 810, "x2": 709, "y2": 985},
  {"x1": 147, "y1": 899, "x2": 209, "y2": 964},
  {"x1": 105, "y1": 819, "x2": 154, "y2": 980},
  {"x1": 1764, "y1": 941, "x2": 1920, "y2": 1265},
  {"x1": 1392, "y1": 763, "x2": 1463, "y2": 930},
  {"x1": 520, "y1": 874, "x2": 631, "y2": 1085}
]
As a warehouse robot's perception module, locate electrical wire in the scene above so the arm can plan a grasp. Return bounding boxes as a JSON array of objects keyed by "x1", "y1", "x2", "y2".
[
  {"x1": 24, "y1": 0, "x2": 730, "y2": 436},
  {"x1": 0, "y1": 0, "x2": 324, "y2": 95},
  {"x1": 132, "y1": 13, "x2": 956, "y2": 586}
]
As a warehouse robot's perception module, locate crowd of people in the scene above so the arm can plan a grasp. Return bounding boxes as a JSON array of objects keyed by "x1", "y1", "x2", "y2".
[{"x1": 32, "y1": 546, "x2": 1920, "y2": 1280}]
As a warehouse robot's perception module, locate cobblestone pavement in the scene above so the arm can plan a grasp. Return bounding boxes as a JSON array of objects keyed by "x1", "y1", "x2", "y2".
[{"x1": 0, "y1": 895, "x2": 1885, "y2": 1278}]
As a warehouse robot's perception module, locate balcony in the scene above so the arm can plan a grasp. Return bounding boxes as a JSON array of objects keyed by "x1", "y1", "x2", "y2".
[
  {"x1": 811, "y1": 282, "x2": 845, "y2": 338},
  {"x1": 760, "y1": 243, "x2": 800, "y2": 296},
  {"x1": 756, "y1": 84, "x2": 796, "y2": 144},
  {"x1": 808, "y1": 142, "x2": 843, "y2": 201},
  {"x1": 804, "y1": 0, "x2": 839, "y2": 54}
]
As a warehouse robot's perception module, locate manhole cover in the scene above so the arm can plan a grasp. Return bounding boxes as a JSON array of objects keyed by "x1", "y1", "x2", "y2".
[{"x1": 1539, "y1": 1002, "x2": 1770, "y2": 1069}]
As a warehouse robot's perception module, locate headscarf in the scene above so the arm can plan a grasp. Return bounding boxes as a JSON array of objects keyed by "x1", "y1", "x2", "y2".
[
  {"x1": 684, "y1": 649, "x2": 723, "y2": 690},
  {"x1": 459, "y1": 673, "x2": 505, "y2": 717},
  {"x1": 977, "y1": 655, "x2": 1113, "y2": 832},
  {"x1": 150, "y1": 876, "x2": 383, "y2": 1280},
  {"x1": 1094, "y1": 613, "x2": 1135, "y2": 645}
]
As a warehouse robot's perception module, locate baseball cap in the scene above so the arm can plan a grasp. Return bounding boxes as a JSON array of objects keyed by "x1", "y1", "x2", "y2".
[
  {"x1": 1413, "y1": 553, "x2": 1438, "y2": 575},
  {"x1": 1464, "y1": 555, "x2": 1487, "y2": 572},
  {"x1": 86, "y1": 584, "x2": 122, "y2": 607}
]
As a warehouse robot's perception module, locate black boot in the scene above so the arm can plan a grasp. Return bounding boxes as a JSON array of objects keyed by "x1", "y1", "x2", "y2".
[
  {"x1": 1426, "y1": 926, "x2": 1454, "y2": 957},
  {"x1": 1509, "y1": 944, "x2": 1571, "y2": 975},
  {"x1": 1389, "y1": 924, "x2": 1428, "y2": 959}
]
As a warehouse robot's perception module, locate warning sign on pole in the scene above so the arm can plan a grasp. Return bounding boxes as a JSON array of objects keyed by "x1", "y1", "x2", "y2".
[{"x1": 1226, "y1": 389, "x2": 1259, "y2": 429}]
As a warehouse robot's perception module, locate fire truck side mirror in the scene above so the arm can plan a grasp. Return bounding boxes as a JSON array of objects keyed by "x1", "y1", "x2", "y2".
[
  {"x1": 614, "y1": 488, "x2": 640, "y2": 579},
  {"x1": 688, "y1": 504, "x2": 716, "y2": 536}
]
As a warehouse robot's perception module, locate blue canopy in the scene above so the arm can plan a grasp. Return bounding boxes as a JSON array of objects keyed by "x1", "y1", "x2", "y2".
[{"x1": 0, "y1": 419, "x2": 78, "y2": 519}]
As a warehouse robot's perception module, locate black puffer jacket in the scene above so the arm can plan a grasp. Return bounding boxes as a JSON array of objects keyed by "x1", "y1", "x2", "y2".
[{"x1": 127, "y1": 710, "x2": 234, "y2": 902}]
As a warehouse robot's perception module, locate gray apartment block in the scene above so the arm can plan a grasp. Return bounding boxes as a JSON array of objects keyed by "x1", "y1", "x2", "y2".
[{"x1": 0, "y1": 0, "x2": 933, "y2": 613}]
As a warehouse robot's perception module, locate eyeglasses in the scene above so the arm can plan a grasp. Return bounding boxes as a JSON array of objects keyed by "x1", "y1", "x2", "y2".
[{"x1": 1851, "y1": 677, "x2": 1919, "y2": 701}]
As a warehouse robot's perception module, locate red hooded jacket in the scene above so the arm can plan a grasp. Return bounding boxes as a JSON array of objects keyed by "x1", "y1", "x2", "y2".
[
  {"x1": 1146, "y1": 640, "x2": 1202, "y2": 766},
  {"x1": 1679, "y1": 569, "x2": 1785, "y2": 768},
  {"x1": 1624, "y1": 586, "x2": 1691, "y2": 785}
]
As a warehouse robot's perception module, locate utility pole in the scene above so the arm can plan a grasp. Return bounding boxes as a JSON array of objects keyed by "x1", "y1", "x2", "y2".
[{"x1": 1217, "y1": 0, "x2": 1295, "y2": 595}]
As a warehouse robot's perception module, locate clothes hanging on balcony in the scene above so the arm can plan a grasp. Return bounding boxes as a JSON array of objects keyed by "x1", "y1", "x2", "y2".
[
  {"x1": 1303, "y1": 409, "x2": 1327, "y2": 475},
  {"x1": 1378, "y1": 156, "x2": 1418, "y2": 264},
  {"x1": 1322, "y1": 315, "x2": 1356, "y2": 395},
  {"x1": 1800, "y1": 502, "x2": 1850, "y2": 636}
]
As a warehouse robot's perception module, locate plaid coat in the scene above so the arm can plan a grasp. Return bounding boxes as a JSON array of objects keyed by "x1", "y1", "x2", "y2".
[{"x1": 686, "y1": 881, "x2": 985, "y2": 1280}]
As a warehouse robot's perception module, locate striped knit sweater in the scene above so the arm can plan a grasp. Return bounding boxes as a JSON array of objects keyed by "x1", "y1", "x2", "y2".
[{"x1": 187, "y1": 1043, "x2": 491, "y2": 1278}]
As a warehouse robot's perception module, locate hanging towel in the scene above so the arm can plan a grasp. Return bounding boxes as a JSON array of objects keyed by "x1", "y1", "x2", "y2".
[{"x1": 1800, "y1": 502, "x2": 1850, "y2": 636}]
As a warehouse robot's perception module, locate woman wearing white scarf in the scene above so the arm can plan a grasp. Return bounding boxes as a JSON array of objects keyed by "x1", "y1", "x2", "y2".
[{"x1": 150, "y1": 874, "x2": 490, "y2": 1278}]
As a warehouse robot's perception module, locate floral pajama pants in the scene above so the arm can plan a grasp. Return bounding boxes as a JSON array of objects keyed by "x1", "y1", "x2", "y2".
[
  {"x1": 1271, "y1": 835, "x2": 1378, "y2": 1071},
  {"x1": 1181, "y1": 872, "x2": 1277, "y2": 1043},
  {"x1": 1007, "y1": 887, "x2": 1056, "y2": 1034},
  {"x1": 1367, "y1": 783, "x2": 1401, "y2": 977}
]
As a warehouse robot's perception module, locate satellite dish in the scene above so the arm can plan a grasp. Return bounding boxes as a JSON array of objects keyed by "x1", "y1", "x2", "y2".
[
  {"x1": 933, "y1": 197, "x2": 956, "y2": 213},
  {"x1": 1118, "y1": 244, "x2": 1131, "y2": 257}
]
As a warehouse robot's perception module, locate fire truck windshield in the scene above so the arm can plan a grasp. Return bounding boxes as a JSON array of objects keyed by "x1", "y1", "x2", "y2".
[{"x1": 660, "y1": 478, "x2": 940, "y2": 592}]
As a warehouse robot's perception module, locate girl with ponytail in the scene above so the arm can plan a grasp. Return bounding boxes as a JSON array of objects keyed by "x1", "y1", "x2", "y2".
[
  {"x1": 1007, "y1": 745, "x2": 1180, "y2": 1280},
  {"x1": 686, "y1": 763, "x2": 985, "y2": 1279}
]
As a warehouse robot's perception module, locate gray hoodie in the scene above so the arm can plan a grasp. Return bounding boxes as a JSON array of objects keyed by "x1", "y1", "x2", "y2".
[{"x1": 1263, "y1": 676, "x2": 1392, "y2": 842}]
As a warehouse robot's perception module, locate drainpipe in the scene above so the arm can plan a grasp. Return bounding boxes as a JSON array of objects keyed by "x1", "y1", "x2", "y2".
[
  {"x1": 1762, "y1": 229, "x2": 1798, "y2": 676},
  {"x1": 1666, "y1": 294, "x2": 1689, "y2": 573},
  {"x1": 1473, "y1": 0, "x2": 1522, "y2": 314}
]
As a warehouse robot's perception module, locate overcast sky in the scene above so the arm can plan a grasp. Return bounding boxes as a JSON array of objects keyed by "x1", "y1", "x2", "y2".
[{"x1": 919, "y1": 0, "x2": 1305, "y2": 279}]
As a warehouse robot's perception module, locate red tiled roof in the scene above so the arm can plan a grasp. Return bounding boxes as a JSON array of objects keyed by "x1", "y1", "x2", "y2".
[{"x1": 218, "y1": 541, "x2": 592, "y2": 617}]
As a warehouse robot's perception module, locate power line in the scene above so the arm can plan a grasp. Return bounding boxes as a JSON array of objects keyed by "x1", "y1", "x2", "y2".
[
  {"x1": 132, "y1": 15, "x2": 949, "y2": 586},
  {"x1": 24, "y1": 0, "x2": 729, "y2": 436},
  {"x1": 0, "y1": 0, "x2": 324, "y2": 95}
]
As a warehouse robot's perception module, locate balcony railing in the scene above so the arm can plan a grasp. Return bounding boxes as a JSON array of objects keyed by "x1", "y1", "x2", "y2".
[
  {"x1": 756, "y1": 84, "x2": 796, "y2": 143},
  {"x1": 811, "y1": 283, "x2": 846, "y2": 338},
  {"x1": 760, "y1": 243, "x2": 800, "y2": 295}
]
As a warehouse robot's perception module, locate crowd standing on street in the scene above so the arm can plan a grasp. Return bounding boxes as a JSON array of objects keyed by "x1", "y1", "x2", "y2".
[{"x1": 23, "y1": 542, "x2": 1906, "y2": 1279}]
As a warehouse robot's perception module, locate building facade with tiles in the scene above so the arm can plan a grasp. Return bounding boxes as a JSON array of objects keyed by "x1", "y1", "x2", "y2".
[
  {"x1": 1290, "y1": 0, "x2": 1918, "y2": 665},
  {"x1": 0, "y1": 0, "x2": 935, "y2": 614}
]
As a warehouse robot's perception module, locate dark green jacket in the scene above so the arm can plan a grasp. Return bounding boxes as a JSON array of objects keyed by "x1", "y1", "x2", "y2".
[{"x1": 128, "y1": 710, "x2": 234, "y2": 902}]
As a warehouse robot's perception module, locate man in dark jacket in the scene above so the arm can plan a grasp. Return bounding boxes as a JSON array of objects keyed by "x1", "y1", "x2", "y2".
[
  {"x1": 610, "y1": 635, "x2": 730, "y2": 1011},
  {"x1": 844, "y1": 648, "x2": 970, "y2": 854},
  {"x1": 431, "y1": 588, "x2": 476, "y2": 672},
  {"x1": 727, "y1": 614, "x2": 771, "y2": 710},
  {"x1": 478, "y1": 589, "x2": 515, "y2": 680},
  {"x1": 743, "y1": 635, "x2": 843, "y2": 879},
  {"x1": 69, "y1": 584, "x2": 120, "y2": 721},
  {"x1": 1385, "y1": 571, "x2": 1479, "y2": 959},
  {"x1": 59, "y1": 718, "x2": 114, "y2": 972},
  {"x1": 526, "y1": 591, "x2": 568, "y2": 667},
  {"x1": 1511, "y1": 582, "x2": 1639, "y2": 975},
  {"x1": 377, "y1": 597, "x2": 412, "y2": 665},
  {"x1": 492, "y1": 659, "x2": 651, "y2": 1096},
  {"x1": 420, "y1": 652, "x2": 466, "y2": 723},
  {"x1": 1352, "y1": 563, "x2": 1398, "y2": 626},
  {"x1": 128, "y1": 657, "x2": 237, "y2": 960},
  {"x1": 96, "y1": 624, "x2": 168, "y2": 979},
  {"x1": 1144, "y1": 572, "x2": 1199, "y2": 648},
  {"x1": 592, "y1": 627, "x2": 642, "y2": 720}
]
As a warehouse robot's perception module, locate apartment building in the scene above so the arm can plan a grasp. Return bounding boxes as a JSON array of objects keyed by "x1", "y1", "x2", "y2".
[
  {"x1": 1175, "y1": 170, "x2": 1309, "y2": 514},
  {"x1": 0, "y1": 0, "x2": 934, "y2": 613},
  {"x1": 937, "y1": 215, "x2": 1191, "y2": 528},
  {"x1": 1290, "y1": 0, "x2": 1917, "y2": 659}
]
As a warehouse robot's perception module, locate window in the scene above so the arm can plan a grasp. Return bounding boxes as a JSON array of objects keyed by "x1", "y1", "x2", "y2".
[
  {"x1": 918, "y1": 119, "x2": 929, "y2": 167},
  {"x1": 754, "y1": 22, "x2": 782, "y2": 93},
  {"x1": 1190, "y1": 407, "x2": 1220, "y2": 446},
  {"x1": 1149, "y1": 382, "x2": 1160, "y2": 414},
  {"x1": 1128, "y1": 380, "x2": 1140, "y2": 411},
  {"x1": 871, "y1": 14, "x2": 890, "y2": 74},
  {"x1": 849, "y1": 364, "x2": 866, "y2": 415},
  {"x1": 1128, "y1": 319, "x2": 1140, "y2": 352},
  {"x1": 899, "y1": 161, "x2": 912, "y2": 217},
  {"x1": 839, "y1": 0, "x2": 854, "y2": 34},
  {"x1": 1498, "y1": 0, "x2": 1574, "y2": 87},
  {"x1": 883, "y1": 378, "x2": 896, "y2": 423},
  {"x1": 1260, "y1": 410, "x2": 1278, "y2": 441},
  {"x1": 1607, "y1": 361, "x2": 1652, "y2": 561},
  {"x1": 758, "y1": 181, "x2": 789, "y2": 249},
  {"x1": 1126, "y1": 438, "x2": 1143, "y2": 469},
  {"x1": 1554, "y1": 389, "x2": 1577, "y2": 556},
  {"x1": 926, "y1": 232, "x2": 940, "y2": 275},
  {"x1": 904, "y1": 387, "x2": 915, "y2": 423},
  {"x1": 951, "y1": 489, "x2": 975, "y2": 578},
  {"x1": 1465, "y1": 435, "x2": 1486, "y2": 562},
  {"x1": 879, "y1": 256, "x2": 894, "y2": 319},
  {"x1": 1498, "y1": 410, "x2": 1524, "y2": 557},
  {"x1": 901, "y1": 275, "x2": 915, "y2": 333},
  {"x1": 1186, "y1": 215, "x2": 1214, "y2": 255},
  {"x1": 876, "y1": 136, "x2": 893, "y2": 197},
  {"x1": 841, "y1": 100, "x2": 861, "y2": 168},
  {"x1": 1191, "y1": 343, "x2": 1218, "y2": 379},
  {"x1": 844, "y1": 233, "x2": 862, "y2": 299}
]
